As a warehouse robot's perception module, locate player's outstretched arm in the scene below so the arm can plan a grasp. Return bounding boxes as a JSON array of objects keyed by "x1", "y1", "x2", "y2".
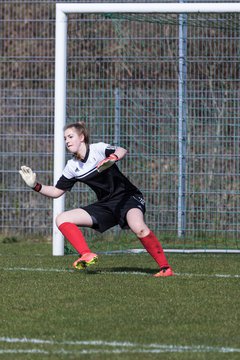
[
  {"x1": 97, "y1": 146, "x2": 127, "y2": 173},
  {"x1": 19, "y1": 166, "x2": 65, "y2": 198}
]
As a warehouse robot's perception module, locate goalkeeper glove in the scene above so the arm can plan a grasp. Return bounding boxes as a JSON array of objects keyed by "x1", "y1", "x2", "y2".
[
  {"x1": 19, "y1": 166, "x2": 42, "y2": 192},
  {"x1": 97, "y1": 153, "x2": 118, "y2": 173}
]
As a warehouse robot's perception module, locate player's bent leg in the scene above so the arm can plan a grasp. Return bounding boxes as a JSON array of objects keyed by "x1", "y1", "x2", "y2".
[
  {"x1": 56, "y1": 209, "x2": 98, "y2": 270},
  {"x1": 126, "y1": 208, "x2": 150, "y2": 238},
  {"x1": 126, "y1": 208, "x2": 174, "y2": 277},
  {"x1": 56, "y1": 208, "x2": 94, "y2": 228}
]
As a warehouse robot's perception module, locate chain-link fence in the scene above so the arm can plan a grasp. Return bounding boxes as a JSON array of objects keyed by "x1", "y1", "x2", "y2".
[{"x1": 1, "y1": 1, "x2": 240, "y2": 251}]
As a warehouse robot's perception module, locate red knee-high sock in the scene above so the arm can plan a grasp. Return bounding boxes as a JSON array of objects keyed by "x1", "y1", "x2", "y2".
[
  {"x1": 58, "y1": 222, "x2": 91, "y2": 255},
  {"x1": 138, "y1": 230, "x2": 170, "y2": 269}
]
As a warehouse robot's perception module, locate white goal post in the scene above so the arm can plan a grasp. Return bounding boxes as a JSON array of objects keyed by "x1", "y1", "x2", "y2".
[{"x1": 54, "y1": 3, "x2": 240, "y2": 256}]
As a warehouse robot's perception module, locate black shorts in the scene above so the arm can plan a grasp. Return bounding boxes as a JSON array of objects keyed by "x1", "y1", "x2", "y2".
[{"x1": 82, "y1": 193, "x2": 146, "y2": 233}]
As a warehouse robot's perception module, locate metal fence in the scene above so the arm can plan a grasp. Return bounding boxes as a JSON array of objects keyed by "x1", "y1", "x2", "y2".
[{"x1": 1, "y1": 1, "x2": 240, "y2": 251}]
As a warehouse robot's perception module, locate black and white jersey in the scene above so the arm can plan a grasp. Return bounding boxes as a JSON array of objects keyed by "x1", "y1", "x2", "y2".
[{"x1": 55, "y1": 142, "x2": 140, "y2": 201}]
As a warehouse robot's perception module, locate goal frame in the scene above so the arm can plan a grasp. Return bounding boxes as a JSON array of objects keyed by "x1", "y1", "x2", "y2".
[{"x1": 54, "y1": 3, "x2": 240, "y2": 255}]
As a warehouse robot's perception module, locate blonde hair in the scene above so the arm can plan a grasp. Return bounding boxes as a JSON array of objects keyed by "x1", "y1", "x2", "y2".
[{"x1": 64, "y1": 121, "x2": 89, "y2": 146}]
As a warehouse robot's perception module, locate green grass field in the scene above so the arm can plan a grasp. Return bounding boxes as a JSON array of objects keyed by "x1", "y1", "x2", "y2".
[{"x1": 0, "y1": 242, "x2": 239, "y2": 360}]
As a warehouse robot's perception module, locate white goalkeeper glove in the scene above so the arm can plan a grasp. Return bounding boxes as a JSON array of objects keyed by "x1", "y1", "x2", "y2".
[
  {"x1": 19, "y1": 166, "x2": 37, "y2": 188},
  {"x1": 97, "y1": 153, "x2": 118, "y2": 173}
]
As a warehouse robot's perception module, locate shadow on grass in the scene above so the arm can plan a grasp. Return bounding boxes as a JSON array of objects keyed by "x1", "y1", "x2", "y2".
[{"x1": 85, "y1": 267, "x2": 155, "y2": 276}]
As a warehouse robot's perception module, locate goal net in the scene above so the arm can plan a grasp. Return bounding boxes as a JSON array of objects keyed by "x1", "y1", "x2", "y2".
[{"x1": 54, "y1": 3, "x2": 240, "y2": 255}]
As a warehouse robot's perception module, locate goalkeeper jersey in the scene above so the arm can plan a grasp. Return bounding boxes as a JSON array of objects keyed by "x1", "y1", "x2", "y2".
[{"x1": 55, "y1": 142, "x2": 140, "y2": 201}]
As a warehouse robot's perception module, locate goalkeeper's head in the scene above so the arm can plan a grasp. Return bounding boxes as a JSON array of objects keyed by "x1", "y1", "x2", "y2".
[{"x1": 64, "y1": 121, "x2": 89, "y2": 146}]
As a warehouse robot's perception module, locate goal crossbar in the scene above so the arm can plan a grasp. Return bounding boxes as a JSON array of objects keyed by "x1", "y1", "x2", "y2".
[
  {"x1": 56, "y1": 3, "x2": 240, "y2": 15},
  {"x1": 54, "y1": 3, "x2": 240, "y2": 255}
]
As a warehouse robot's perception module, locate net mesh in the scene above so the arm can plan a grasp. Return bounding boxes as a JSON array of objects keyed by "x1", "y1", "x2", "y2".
[{"x1": 64, "y1": 12, "x2": 240, "y2": 251}]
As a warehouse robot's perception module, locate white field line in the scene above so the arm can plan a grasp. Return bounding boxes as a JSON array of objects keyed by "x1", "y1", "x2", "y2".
[
  {"x1": 0, "y1": 337, "x2": 240, "y2": 354},
  {"x1": 1, "y1": 266, "x2": 240, "y2": 279}
]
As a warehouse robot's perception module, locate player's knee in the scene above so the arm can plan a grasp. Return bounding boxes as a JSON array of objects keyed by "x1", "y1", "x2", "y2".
[
  {"x1": 135, "y1": 226, "x2": 149, "y2": 238},
  {"x1": 55, "y1": 212, "x2": 65, "y2": 227}
]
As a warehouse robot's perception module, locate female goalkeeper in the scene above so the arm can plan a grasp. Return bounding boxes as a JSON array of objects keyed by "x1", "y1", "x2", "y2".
[{"x1": 19, "y1": 122, "x2": 174, "y2": 277}]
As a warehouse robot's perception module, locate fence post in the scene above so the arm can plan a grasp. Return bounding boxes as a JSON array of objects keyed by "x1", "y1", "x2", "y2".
[
  {"x1": 114, "y1": 88, "x2": 121, "y2": 146},
  {"x1": 178, "y1": 3, "x2": 187, "y2": 237},
  {"x1": 114, "y1": 88, "x2": 121, "y2": 236}
]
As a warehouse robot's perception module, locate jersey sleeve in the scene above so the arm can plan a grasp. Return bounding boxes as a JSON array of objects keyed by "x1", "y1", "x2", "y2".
[
  {"x1": 55, "y1": 175, "x2": 77, "y2": 191},
  {"x1": 94, "y1": 142, "x2": 117, "y2": 158},
  {"x1": 55, "y1": 161, "x2": 77, "y2": 191},
  {"x1": 105, "y1": 144, "x2": 117, "y2": 157}
]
